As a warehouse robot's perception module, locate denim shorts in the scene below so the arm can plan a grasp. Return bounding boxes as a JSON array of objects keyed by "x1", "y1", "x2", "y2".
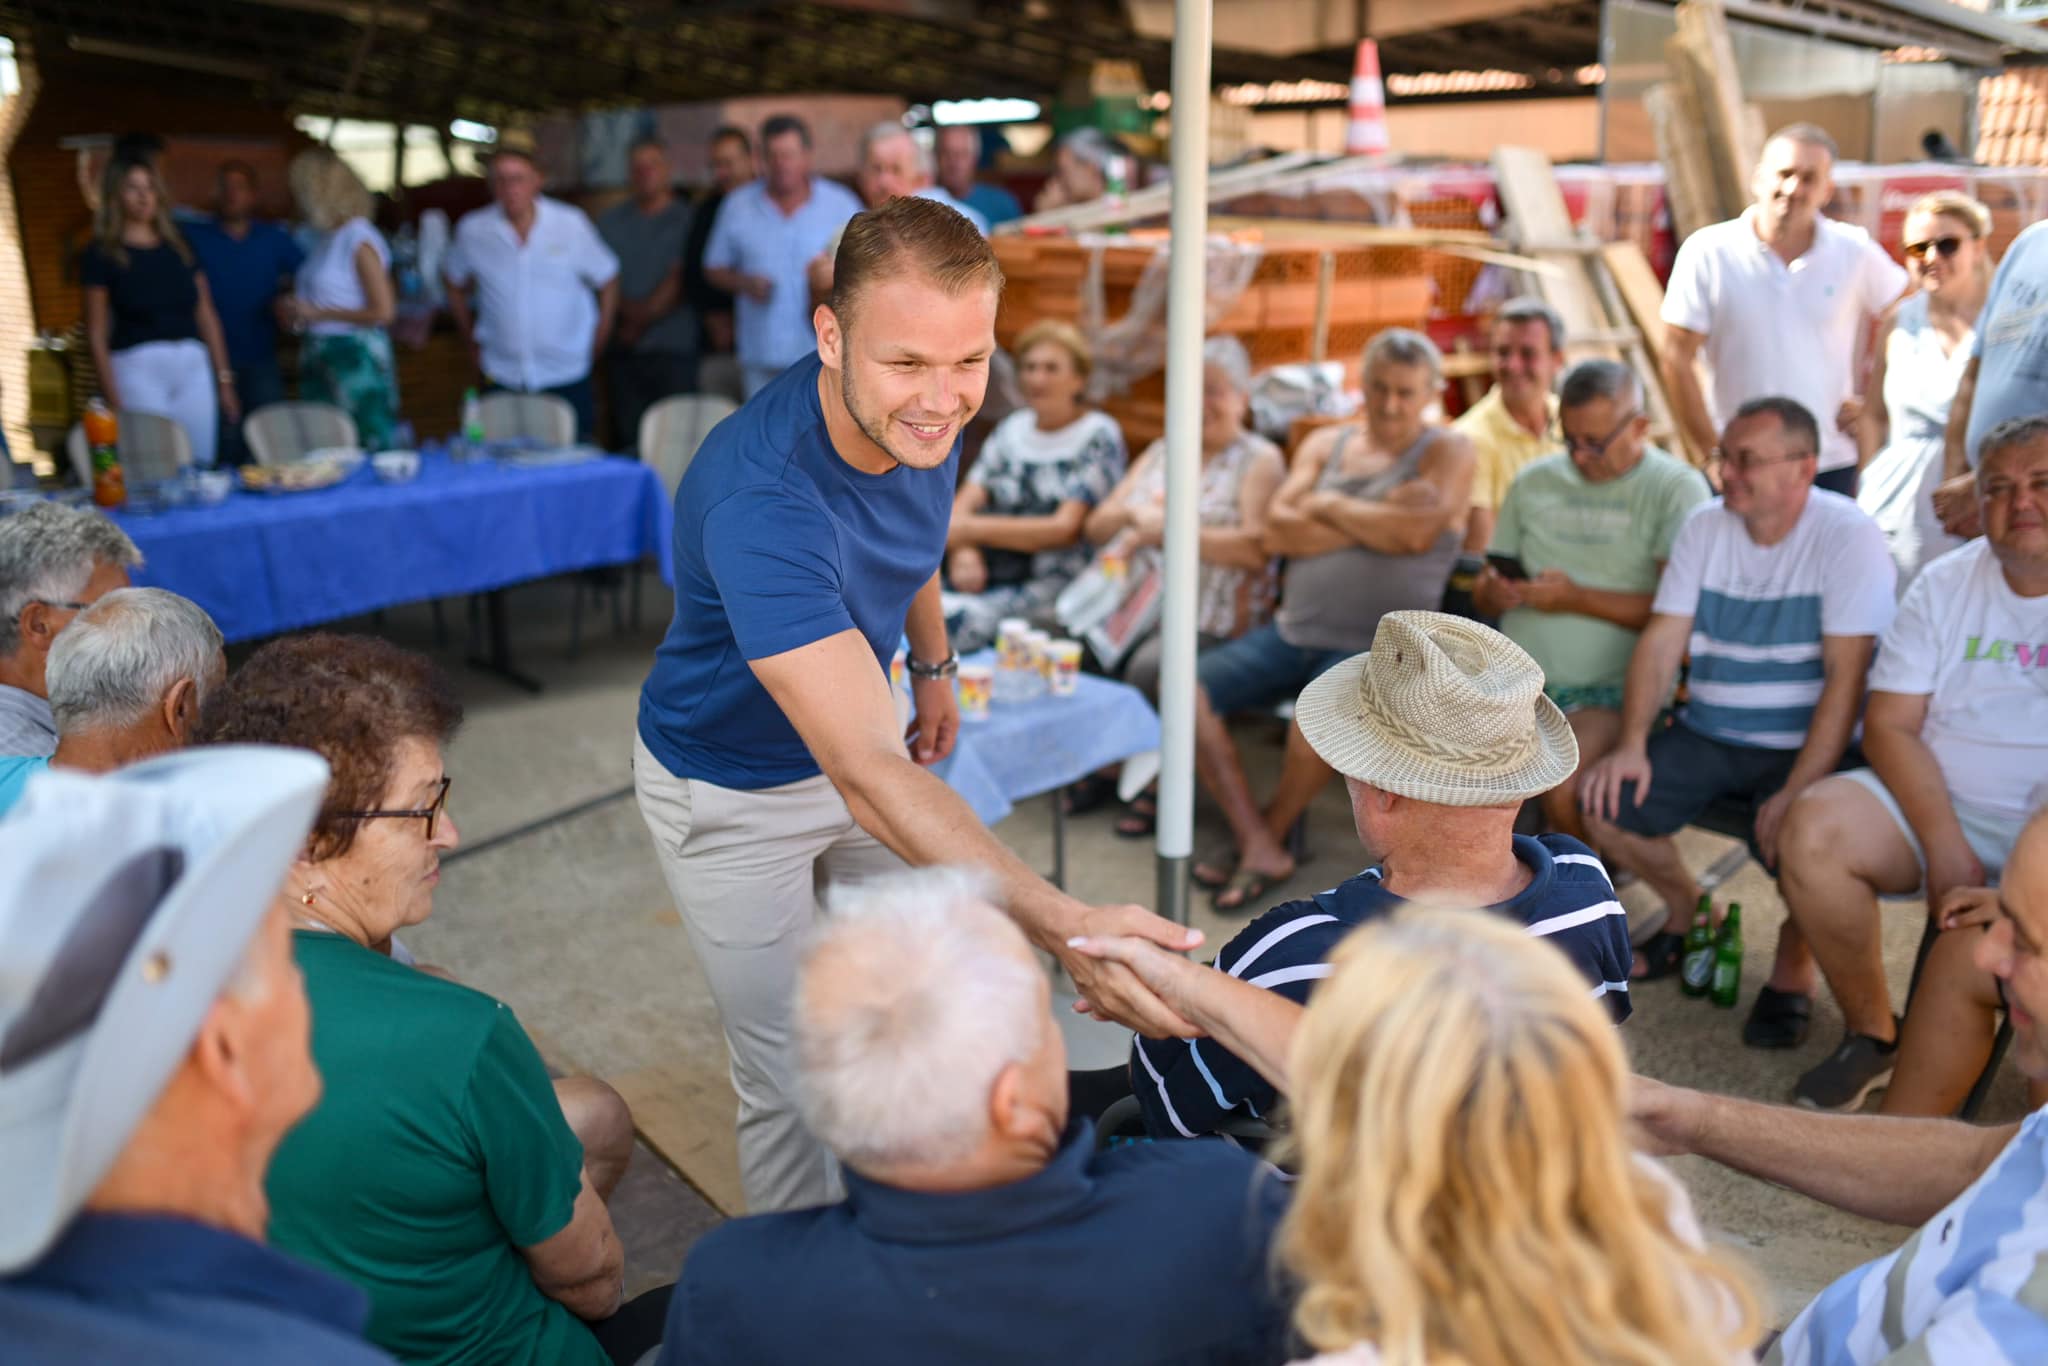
[
  {"x1": 1610, "y1": 719, "x2": 1798, "y2": 845},
  {"x1": 1196, "y1": 622, "x2": 1355, "y2": 716}
]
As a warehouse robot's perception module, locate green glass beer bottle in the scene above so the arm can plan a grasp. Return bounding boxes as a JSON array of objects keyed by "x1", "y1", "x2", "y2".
[
  {"x1": 1679, "y1": 894, "x2": 1716, "y2": 998},
  {"x1": 1710, "y1": 901, "x2": 1744, "y2": 1009}
]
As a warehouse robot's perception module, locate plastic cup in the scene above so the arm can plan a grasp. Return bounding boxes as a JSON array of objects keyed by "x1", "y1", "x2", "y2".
[
  {"x1": 1024, "y1": 629, "x2": 1054, "y2": 691},
  {"x1": 1050, "y1": 640, "x2": 1083, "y2": 696},
  {"x1": 889, "y1": 648, "x2": 906, "y2": 693},
  {"x1": 958, "y1": 663, "x2": 994, "y2": 721}
]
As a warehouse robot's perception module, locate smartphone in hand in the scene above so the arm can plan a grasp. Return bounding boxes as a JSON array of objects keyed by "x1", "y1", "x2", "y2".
[{"x1": 1486, "y1": 552, "x2": 1530, "y2": 582}]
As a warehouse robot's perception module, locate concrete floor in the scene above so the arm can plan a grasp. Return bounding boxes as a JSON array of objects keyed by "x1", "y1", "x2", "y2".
[{"x1": 327, "y1": 577, "x2": 2029, "y2": 1326}]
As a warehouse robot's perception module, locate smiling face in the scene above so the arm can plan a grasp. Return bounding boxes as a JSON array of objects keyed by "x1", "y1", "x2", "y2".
[
  {"x1": 1751, "y1": 135, "x2": 1833, "y2": 238},
  {"x1": 1200, "y1": 362, "x2": 1249, "y2": 452},
  {"x1": 1903, "y1": 208, "x2": 1985, "y2": 300},
  {"x1": 1490, "y1": 317, "x2": 1563, "y2": 414},
  {"x1": 1017, "y1": 338, "x2": 1086, "y2": 422},
  {"x1": 1974, "y1": 817, "x2": 2048, "y2": 1079},
  {"x1": 1717, "y1": 410, "x2": 1814, "y2": 522},
  {"x1": 820, "y1": 272, "x2": 996, "y2": 471},
  {"x1": 1561, "y1": 392, "x2": 1649, "y2": 484}
]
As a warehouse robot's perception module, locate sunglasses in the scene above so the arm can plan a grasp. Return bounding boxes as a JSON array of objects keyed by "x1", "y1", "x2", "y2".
[{"x1": 1903, "y1": 236, "x2": 1966, "y2": 262}]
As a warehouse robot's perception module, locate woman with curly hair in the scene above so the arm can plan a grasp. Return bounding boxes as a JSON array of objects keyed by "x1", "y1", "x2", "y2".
[
  {"x1": 283, "y1": 148, "x2": 399, "y2": 447},
  {"x1": 1279, "y1": 908, "x2": 1761, "y2": 1366},
  {"x1": 196, "y1": 633, "x2": 668, "y2": 1366}
]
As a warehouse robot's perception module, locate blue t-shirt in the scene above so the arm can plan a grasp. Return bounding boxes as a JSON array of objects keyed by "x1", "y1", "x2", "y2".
[
  {"x1": 962, "y1": 181, "x2": 1023, "y2": 228},
  {"x1": 656, "y1": 1120, "x2": 1291, "y2": 1366},
  {"x1": 637, "y1": 354, "x2": 957, "y2": 790},
  {"x1": 185, "y1": 219, "x2": 304, "y2": 367},
  {"x1": 1132, "y1": 834, "x2": 1633, "y2": 1139},
  {"x1": 0, "y1": 754, "x2": 50, "y2": 818},
  {"x1": 1967, "y1": 219, "x2": 2048, "y2": 468}
]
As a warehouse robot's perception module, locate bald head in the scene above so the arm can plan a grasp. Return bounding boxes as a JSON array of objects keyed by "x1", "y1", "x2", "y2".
[{"x1": 793, "y1": 868, "x2": 1061, "y2": 1175}]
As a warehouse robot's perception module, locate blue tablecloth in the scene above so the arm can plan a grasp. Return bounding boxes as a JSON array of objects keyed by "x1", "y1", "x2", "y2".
[
  {"x1": 935, "y1": 654, "x2": 1160, "y2": 826},
  {"x1": 113, "y1": 455, "x2": 672, "y2": 643}
]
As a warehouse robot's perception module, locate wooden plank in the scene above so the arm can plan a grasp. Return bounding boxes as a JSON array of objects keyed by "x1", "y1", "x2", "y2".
[
  {"x1": 609, "y1": 1061, "x2": 745, "y2": 1216},
  {"x1": 1674, "y1": 0, "x2": 1763, "y2": 219},
  {"x1": 998, "y1": 151, "x2": 1323, "y2": 235},
  {"x1": 1645, "y1": 80, "x2": 1717, "y2": 239},
  {"x1": 1599, "y1": 240, "x2": 1711, "y2": 468},
  {"x1": 1489, "y1": 145, "x2": 1618, "y2": 362}
]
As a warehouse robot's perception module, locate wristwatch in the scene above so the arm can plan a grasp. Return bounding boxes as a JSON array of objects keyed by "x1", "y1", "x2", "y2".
[{"x1": 905, "y1": 651, "x2": 959, "y2": 680}]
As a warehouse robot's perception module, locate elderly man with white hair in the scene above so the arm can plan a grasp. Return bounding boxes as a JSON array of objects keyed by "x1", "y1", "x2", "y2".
[
  {"x1": 655, "y1": 867, "x2": 1292, "y2": 1366},
  {"x1": 807, "y1": 122, "x2": 989, "y2": 303},
  {"x1": 0, "y1": 587, "x2": 224, "y2": 815},
  {"x1": 0, "y1": 501, "x2": 141, "y2": 758},
  {"x1": 0, "y1": 746, "x2": 397, "y2": 1362}
]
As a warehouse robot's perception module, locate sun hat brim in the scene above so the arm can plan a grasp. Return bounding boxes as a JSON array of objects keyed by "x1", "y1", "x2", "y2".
[{"x1": 1294, "y1": 651, "x2": 1579, "y2": 807}]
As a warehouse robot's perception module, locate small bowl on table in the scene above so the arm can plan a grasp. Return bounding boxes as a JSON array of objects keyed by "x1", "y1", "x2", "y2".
[
  {"x1": 190, "y1": 469, "x2": 234, "y2": 505},
  {"x1": 371, "y1": 449, "x2": 421, "y2": 484}
]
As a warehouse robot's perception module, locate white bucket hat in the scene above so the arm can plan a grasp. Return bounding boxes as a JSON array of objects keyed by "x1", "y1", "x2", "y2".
[
  {"x1": 1294, "y1": 610, "x2": 1577, "y2": 807},
  {"x1": 0, "y1": 745, "x2": 329, "y2": 1273}
]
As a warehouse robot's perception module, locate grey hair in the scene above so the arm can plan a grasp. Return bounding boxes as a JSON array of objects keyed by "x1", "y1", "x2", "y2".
[
  {"x1": 1363, "y1": 326, "x2": 1444, "y2": 383},
  {"x1": 860, "y1": 120, "x2": 931, "y2": 178},
  {"x1": 0, "y1": 503, "x2": 142, "y2": 657},
  {"x1": 1497, "y1": 296, "x2": 1567, "y2": 352},
  {"x1": 1057, "y1": 126, "x2": 1118, "y2": 173},
  {"x1": 1559, "y1": 358, "x2": 1642, "y2": 412},
  {"x1": 1977, "y1": 415, "x2": 2048, "y2": 472},
  {"x1": 1203, "y1": 334, "x2": 1254, "y2": 395},
  {"x1": 46, "y1": 587, "x2": 223, "y2": 734},
  {"x1": 794, "y1": 866, "x2": 1047, "y2": 1172}
]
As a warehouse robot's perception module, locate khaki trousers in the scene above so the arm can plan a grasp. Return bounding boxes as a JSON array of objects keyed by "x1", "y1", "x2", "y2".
[{"x1": 632, "y1": 732, "x2": 904, "y2": 1212}]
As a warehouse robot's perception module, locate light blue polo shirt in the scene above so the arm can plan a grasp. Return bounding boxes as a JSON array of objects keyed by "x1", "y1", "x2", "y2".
[
  {"x1": 701, "y1": 177, "x2": 862, "y2": 373},
  {"x1": 1967, "y1": 219, "x2": 2048, "y2": 467},
  {"x1": 0, "y1": 755, "x2": 51, "y2": 818}
]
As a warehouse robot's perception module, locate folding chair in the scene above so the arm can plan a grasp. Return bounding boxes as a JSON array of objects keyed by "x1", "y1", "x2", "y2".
[{"x1": 243, "y1": 401, "x2": 360, "y2": 466}]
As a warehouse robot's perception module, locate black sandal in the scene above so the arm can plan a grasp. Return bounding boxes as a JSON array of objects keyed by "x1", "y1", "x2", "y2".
[
  {"x1": 1743, "y1": 986, "x2": 1813, "y2": 1050},
  {"x1": 1632, "y1": 930, "x2": 1686, "y2": 982},
  {"x1": 1064, "y1": 773, "x2": 1119, "y2": 816}
]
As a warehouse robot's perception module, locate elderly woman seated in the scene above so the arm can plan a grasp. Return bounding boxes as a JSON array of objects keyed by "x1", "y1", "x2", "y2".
[
  {"x1": 942, "y1": 319, "x2": 1128, "y2": 654},
  {"x1": 196, "y1": 633, "x2": 666, "y2": 1366},
  {"x1": 1077, "y1": 334, "x2": 1285, "y2": 833}
]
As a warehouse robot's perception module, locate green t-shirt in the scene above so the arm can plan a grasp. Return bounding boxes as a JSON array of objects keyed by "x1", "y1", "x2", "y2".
[
  {"x1": 1490, "y1": 447, "x2": 1711, "y2": 691},
  {"x1": 265, "y1": 932, "x2": 603, "y2": 1366}
]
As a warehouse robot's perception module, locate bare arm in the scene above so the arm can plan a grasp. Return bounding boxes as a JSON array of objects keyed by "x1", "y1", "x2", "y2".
[
  {"x1": 1306, "y1": 430, "x2": 1477, "y2": 555},
  {"x1": 1632, "y1": 1076, "x2": 2016, "y2": 1227},
  {"x1": 1943, "y1": 355, "x2": 1979, "y2": 478},
  {"x1": 1083, "y1": 454, "x2": 1153, "y2": 545},
  {"x1": 704, "y1": 266, "x2": 760, "y2": 299},
  {"x1": 1518, "y1": 564, "x2": 1660, "y2": 631},
  {"x1": 1856, "y1": 307, "x2": 1895, "y2": 465},
  {"x1": 1579, "y1": 611, "x2": 1692, "y2": 822},
  {"x1": 949, "y1": 484, "x2": 1091, "y2": 553},
  {"x1": 590, "y1": 278, "x2": 619, "y2": 361},
  {"x1": 193, "y1": 275, "x2": 239, "y2": 422},
  {"x1": 1464, "y1": 504, "x2": 1498, "y2": 556},
  {"x1": 519, "y1": 1172, "x2": 624, "y2": 1320},
  {"x1": 1064, "y1": 936, "x2": 1305, "y2": 1086},
  {"x1": 750, "y1": 629, "x2": 1203, "y2": 1034},
  {"x1": 1261, "y1": 428, "x2": 1353, "y2": 558},
  {"x1": 1662, "y1": 325, "x2": 1718, "y2": 465},
  {"x1": 84, "y1": 286, "x2": 119, "y2": 408},
  {"x1": 1199, "y1": 444, "x2": 1285, "y2": 573},
  {"x1": 623, "y1": 263, "x2": 683, "y2": 334},
  {"x1": 1786, "y1": 635, "x2": 1875, "y2": 793},
  {"x1": 298, "y1": 241, "x2": 396, "y2": 328},
  {"x1": 1864, "y1": 689, "x2": 1983, "y2": 902},
  {"x1": 444, "y1": 276, "x2": 478, "y2": 369}
]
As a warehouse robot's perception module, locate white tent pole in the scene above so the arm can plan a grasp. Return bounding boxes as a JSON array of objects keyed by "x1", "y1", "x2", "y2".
[{"x1": 1155, "y1": 0, "x2": 1213, "y2": 925}]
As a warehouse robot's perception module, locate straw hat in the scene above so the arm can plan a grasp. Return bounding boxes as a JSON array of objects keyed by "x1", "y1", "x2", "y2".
[{"x1": 1294, "y1": 611, "x2": 1577, "y2": 807}]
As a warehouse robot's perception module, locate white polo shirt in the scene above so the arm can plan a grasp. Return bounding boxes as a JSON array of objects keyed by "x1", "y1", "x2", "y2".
[
  {"x1": 444, "y1": 196, "x2": 619, "y2": 391},
  {"x1": 1663, "y1": 209, "x2": 1907, "y2": 474}
]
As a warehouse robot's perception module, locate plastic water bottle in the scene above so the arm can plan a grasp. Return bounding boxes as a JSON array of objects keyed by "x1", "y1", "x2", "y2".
[{"x1": 458, "y1": 388, "x2": 484, "y2": 461}]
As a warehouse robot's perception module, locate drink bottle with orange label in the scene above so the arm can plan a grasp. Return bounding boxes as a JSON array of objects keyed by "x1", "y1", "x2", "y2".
[{"x1": 83, "y1": 399, "x2": 124, "y2": 508}]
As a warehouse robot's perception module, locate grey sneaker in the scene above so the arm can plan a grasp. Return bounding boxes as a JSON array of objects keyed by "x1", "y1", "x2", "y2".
[{"x1": 1794, "y1": 1029, "x2": 1899, "y2": 1111}]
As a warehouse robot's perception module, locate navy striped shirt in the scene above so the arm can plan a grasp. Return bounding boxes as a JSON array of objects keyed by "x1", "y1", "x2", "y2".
[{"x1": 1131, "y1": 834, "x2": 1632, "y2": 1140}]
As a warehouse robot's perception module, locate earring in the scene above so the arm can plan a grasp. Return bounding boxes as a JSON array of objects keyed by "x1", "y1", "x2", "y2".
[{"x1": 301, "y1": 890, "x2": 317, "y2": 907}]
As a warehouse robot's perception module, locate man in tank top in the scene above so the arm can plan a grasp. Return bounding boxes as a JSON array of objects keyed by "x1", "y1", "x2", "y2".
[{"x1": 1192, "y1": 327, "x2": 1475, "y2": 911}]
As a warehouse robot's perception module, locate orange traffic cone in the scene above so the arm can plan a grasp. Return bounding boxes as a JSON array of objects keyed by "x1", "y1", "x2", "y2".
[{"x1": 1346, "y1": 38, "x2": 1391, "y2": 158}]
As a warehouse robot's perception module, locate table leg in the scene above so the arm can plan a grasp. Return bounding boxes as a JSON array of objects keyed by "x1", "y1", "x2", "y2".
[
  {"x1": 1049, "y1": 788, "x2": 1067, "y2": 891},
  {"x1": 467, "y1": 588, "x2": 544, "y2": 693}
]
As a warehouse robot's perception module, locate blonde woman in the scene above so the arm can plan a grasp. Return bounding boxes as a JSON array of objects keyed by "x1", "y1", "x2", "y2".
[
  {"x1": 1855, "y1": 191, "x2": 1993, "y2": 587},
  {"x1": 284, "y1": 148, "x2": 399, "y2": 448},
  {"x1": 1280, "y1": 909, "x2": 1760, "y2": 1366},
  {"x1": 82, "y1": 156, "x2": 240, "y2": 466}
]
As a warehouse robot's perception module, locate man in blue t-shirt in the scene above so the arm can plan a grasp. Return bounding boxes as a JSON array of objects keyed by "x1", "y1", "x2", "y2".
[
  {"x1": 633, "y1": 195, "x2": 1200, "y2": 1214},
  {"x1": 1069, "y1": 611, "x2": 1632, "y2": 1140},
  {"x1": 184, "y1": 162, "x2": 303, "y2": 466}
]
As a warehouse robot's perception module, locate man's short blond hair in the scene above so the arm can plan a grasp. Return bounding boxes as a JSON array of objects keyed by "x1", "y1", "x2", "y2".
[{"x1": 829, "y1": 195, "x2": 1003, "y2": 328}]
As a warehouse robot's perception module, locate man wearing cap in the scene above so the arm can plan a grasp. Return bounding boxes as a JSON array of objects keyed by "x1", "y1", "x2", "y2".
[
  {"x1": 0, "y1": 502, "x2": 141, "y2": 760},
  {"x1": 0, "y1": 747, "x2": 396, "y2": 1363},
  {"x1": 444, "y1": 129, "x2": 620, "y2": 442},
  {"x1": 0, "y1": 587, "x2": 225, "y2": 815},
  {"x1": 1073, "y1": 610, "x2": 1634, "y2": 1140}
]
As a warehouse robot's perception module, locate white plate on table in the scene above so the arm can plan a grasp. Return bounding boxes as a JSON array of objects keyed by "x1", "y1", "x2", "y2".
[{"x1": 498, "y1": 445, "x2": 607, "y2": 469}]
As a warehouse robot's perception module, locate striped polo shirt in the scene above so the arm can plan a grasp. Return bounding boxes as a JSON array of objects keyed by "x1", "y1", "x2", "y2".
[
  {"x1": 1769, "y1": 1105, "x2": 2048, "y2": 1364},
  {"x1": 1653, "y1": 492, "x2": 1895, "y2": 750},
  {"x1": 1129, "y1": 834, "x2": 1632, "y2": 1141}
]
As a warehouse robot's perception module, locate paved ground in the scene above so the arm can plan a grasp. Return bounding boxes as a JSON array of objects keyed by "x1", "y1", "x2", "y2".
[{"x1": 306, "y1": 577, "x2": 2030, "y2": 1325}]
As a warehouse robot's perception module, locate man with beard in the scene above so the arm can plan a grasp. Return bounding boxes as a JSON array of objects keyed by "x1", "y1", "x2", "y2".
[{"x1": 632, "y1": 196, "x2": 1202, "y2": 1214}]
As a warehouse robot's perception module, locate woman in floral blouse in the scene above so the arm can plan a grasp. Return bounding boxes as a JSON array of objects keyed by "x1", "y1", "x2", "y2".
[{"x1": 943, "y1": 320, "x2": 1127, "y2": 654}]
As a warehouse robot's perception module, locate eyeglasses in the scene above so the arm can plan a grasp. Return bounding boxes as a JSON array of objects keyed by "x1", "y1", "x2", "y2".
[
  {"x1": 340, "y1": 776, "x2": 452, "y2": 841},
  {"x1": 1710, "y1": 448, "x2": 1811, "y2": 474},
  {"x1": 1903, "y1": 235, "x2": 1965, "y2": 262},
  {"x1": 1563, "y1": 409, "x2": 1640, "y2": 460},
  {"x1": 29, "y1": 598, "x2": 90, "y2": 612}
]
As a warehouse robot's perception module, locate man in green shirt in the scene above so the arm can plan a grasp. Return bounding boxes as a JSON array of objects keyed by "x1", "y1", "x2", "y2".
[{"x1": 1475, "y1": 358, "x2": 1711, "y2": 841}]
